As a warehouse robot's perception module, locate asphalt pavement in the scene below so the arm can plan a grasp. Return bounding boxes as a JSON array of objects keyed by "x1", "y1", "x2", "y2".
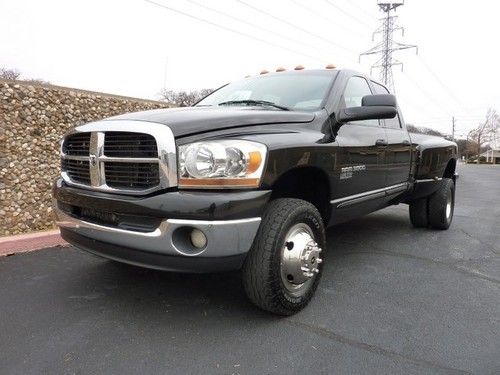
[{"x1": 1, "y1": 164, "x2": 498, "y2": 374}]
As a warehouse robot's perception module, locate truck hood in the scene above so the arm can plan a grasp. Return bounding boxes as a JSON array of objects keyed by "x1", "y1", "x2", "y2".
[{"x1": 105, "y1": 107, "x2": 315, "y2": 137}]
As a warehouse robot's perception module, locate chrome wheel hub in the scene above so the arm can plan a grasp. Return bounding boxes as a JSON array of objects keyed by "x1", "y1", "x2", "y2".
[{"x1": 281, "y1": 223, "x2": 322, "y2": 291}]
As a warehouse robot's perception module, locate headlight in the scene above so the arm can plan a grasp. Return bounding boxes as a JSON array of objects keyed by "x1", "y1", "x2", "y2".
[{"x1": 178, "y1": 140, "x2": 267, "y2": 188}]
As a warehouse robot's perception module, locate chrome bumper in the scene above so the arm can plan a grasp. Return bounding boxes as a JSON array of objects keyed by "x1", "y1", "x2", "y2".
[{"x1": 54, "y1": 205, "x2": 261, "y2": 258}]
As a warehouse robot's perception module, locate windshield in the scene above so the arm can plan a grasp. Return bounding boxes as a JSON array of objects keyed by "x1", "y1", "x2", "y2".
[{"x1": 196, "y1": 71, "x2": 337, "y2": 111}]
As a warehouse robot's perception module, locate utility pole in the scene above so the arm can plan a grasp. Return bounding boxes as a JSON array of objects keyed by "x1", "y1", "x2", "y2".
[
  {"x1": 360, "y1": 1, "x2": 417, "y2": 92},
  {"x1": 452, "y1": 116, "x2": 456, "y2": 141},
  {"x1": 163, "y1": 56, "x2": 169, "y2": 91},
  {"x1": 465, "y1": 134, "x2": 469, "y2": 162}
]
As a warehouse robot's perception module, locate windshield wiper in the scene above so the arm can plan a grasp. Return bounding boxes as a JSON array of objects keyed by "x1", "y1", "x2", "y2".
[{"x1": 218, "y1": 100, "x2": 290, "y2": 111}]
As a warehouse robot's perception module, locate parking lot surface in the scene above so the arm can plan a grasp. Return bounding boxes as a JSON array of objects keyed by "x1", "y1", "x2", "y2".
[{"x1": 1, "y1": 164, "x2": 498, "y2": 374}]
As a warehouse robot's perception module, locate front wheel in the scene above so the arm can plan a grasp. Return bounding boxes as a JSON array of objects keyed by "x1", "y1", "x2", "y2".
[{"x1": 242, "y1": 198, "x2": 326, "y2": 315}]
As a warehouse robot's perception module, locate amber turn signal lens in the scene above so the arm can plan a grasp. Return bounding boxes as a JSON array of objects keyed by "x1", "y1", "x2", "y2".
[
  {"x1": 247, "y1": 151, "x2": 262, "y2": 174},
  {"x1": 179, "y1": 178, "x2": 261, "y2": 188}
]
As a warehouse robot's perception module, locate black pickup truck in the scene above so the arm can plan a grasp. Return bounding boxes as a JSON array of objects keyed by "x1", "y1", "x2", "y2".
[{"x1": 53, "y1": 68, "x2": 458, "y2": 315}]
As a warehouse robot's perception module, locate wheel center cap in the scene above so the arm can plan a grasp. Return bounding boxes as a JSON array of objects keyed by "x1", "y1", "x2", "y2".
[
  {"x1": 281, "y1": 224, "x2": 323, "y2": 288},
  {"x1": 300, "y1": 241, "x2": 322, "y2": 278}
]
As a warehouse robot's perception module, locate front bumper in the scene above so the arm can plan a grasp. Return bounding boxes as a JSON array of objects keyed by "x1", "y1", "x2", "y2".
[
  {"x1": 59, "y1": 228, "x2": 249, "y2": 273},
  {"x1": 53, "y1": 179, "x2": 270, "y2": 272}
]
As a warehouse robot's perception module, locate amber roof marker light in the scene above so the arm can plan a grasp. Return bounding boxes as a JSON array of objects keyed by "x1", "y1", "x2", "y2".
[
  {"x1": 276, "y1": 67, "x2": 286, "y2": 72},
  {"x1": 260, "y1": 69, "x2": 269, "y2": 75},
  {"x1": 325, "y1": 64, "x2": 336, "y2": 69},
  {"x1": 294, "y1": 65, "x2": 305, "y2": 70}
]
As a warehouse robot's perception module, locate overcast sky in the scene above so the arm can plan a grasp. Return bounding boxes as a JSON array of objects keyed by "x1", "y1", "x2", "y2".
[{"x1": 2, "y1": 0, "x2": 499, "y2": 136}]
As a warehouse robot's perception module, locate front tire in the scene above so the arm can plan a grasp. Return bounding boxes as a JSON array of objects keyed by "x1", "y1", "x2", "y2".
[{"x1": 242, "y1": 198, "x2": 326, "y2": 315}]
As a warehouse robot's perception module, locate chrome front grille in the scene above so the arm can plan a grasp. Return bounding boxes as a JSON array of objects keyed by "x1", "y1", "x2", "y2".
[
  {"x1": 104, "y1": 161, "x2": 159, "y2": 189},
  {"x1": 60, "y1": 121, "x2": 177, "y2": 194},
  {"x1": 61, "y1": 159, "x2": 91, "y2": 184},
  {"x1": 62, "y1": 132, "x2": 90, "y2": 156},
  {"x1": 103, "y1": 132, "x2": 158, "y2": 158}
]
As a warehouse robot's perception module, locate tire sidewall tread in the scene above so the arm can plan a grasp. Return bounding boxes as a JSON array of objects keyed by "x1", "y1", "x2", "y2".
[
  {"x1": 242, "y1": 198, "x2": 326, "y2": 315},
  {"x1": 428, "y1": 178, "x2": 455, "y2": 230}
]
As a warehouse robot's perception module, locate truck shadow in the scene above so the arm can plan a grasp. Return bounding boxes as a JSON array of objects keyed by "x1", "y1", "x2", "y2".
[{"x1": 65, "y1": 209, "x2": 413, "y2": 320}]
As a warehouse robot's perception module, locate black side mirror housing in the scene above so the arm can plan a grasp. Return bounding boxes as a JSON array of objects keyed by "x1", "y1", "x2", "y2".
[
  {"x1": 362, "y1": 94, "x2": 397, "y2": 107},
  {"x1": 337, "y1": 94, "x2": 397, "y2": 124}
]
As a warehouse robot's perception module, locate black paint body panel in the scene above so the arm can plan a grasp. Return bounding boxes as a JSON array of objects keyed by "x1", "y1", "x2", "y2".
[
  {"x1": 55, "y1": 69, "x2": 458, "y2": 228},
  {"x1": 53, "y1": 178, "x2": 271, "y2": 221},
  {"x1": 107, "y1": 107, "x2": 315, "y2": 137}
]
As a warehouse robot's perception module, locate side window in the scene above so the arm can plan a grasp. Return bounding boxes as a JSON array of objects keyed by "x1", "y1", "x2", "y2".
[
  {"x1": 342, "y1": 76, "x2": 379, "y2": 126},
  {"x1": 372, "y1": 82, "x2": 401, "y2": 129}
]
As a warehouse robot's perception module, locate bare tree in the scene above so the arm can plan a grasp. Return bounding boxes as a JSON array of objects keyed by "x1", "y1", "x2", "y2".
[
  {"x1": 25, "y1": 78, "x2": 51, "y2": 85},
  {"x1": 456, "y1": 138, "x2": 478, "y2": 159},
  {"x1": 468, "y1": 108, "x2": 500, "y2": 163},
  {"x1": 0, "y1": 67, "x2": 51, "y2": 84},
  {"x1": 158, "y1": 89, "x2": 214, "y2": 107},
  {"x1": 406, "y1": 124, "x2": 446, "y2": 138},
  {"x1": 198, "y1": 88, "x2": 214, "y2": 100},
  {"x1": 0, "y1": 68, "x2": 21, "y2": 80}
]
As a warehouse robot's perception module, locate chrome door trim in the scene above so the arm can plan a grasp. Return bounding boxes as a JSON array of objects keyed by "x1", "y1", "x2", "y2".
[
  {"x1": 414, "y1": 177, "x2": 442, "y2": 183},
  {"x1": 331, "y1": 182, "x2": 409, "y2": 208}
]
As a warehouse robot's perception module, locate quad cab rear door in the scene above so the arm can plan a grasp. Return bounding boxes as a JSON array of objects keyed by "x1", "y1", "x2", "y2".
[{"x1": 371, "y1": 81, "x2": 412, "y2": 186}]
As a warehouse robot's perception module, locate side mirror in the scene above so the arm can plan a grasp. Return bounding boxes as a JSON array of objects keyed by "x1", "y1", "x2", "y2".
[{"x1": 337, "y1": 94, "x2": 397, "y2": 124}]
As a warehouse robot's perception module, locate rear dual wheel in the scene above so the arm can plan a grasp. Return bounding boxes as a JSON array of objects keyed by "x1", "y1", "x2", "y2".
[
  {"x1": 409, "y1": 178, "x2": 455, "y2": 230},
  {"x1": 242, "y1": 198, "x2": 325, "y2": 315}
]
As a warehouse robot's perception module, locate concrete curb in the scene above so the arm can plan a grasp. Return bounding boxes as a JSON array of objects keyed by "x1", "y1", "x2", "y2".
[{"x1": 0, "y1": 230, "x2": 68, "y2": 257}]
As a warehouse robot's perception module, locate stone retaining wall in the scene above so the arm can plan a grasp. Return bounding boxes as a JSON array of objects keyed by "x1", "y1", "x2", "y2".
[{"x1": 0, "y1": 79, "x2": 169, "y2": 236}]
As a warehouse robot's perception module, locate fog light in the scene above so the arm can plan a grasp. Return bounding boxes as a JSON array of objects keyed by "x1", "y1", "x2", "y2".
[{"x1": 190, "y1": 228, "x2": 207, "y2": 249}]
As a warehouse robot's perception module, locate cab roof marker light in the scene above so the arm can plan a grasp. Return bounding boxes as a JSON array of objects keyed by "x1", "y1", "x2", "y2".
[
  {"x1": 294, "y1": 65, "x2": 305, "y2": 70},
  {"x1": 325, "y1": 64, "x2": 336, "y2": 69},
  {"x1": 260, "y1": 70, "x2": 269, "y2": 75},
  {"x1": 276, "y1": 67, "x2": 286, "y2": 72}
]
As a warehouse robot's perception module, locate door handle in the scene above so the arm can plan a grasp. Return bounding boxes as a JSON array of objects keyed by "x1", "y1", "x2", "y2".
[{"x1": 375, "y1": 139, "x2": 388, "y2": 147}]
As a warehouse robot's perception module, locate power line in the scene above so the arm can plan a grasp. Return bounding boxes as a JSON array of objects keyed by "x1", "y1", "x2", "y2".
[
  {"x1": 236, "y1": 0, "x2": 357, "y2": 55},
  {"x1": 400, "y1": 70, "x2": 450, "y2": 113},
  {"x1": 289, "y1": 0, "x2": 366, "y2": 39},
  {"x1": 323, "y1": 0, "x2": 374, "y2": 29},
  {"x1": 414, "y1": 116, "x2": 485, "y2": 122},
  {"x1": 344, "y1": 0, "x2": 380, "y2": 21},
  {"x1": 144, "y1": 0, "x2": 326, "y2": 62},
  {"x1": 183, "y1": 0, "x2": 331, "y2": 61},
  {"x1": 417, "y1": 55, "x2": 466, "y2": 110},
  {"x1": 360, "y1": 1, "x2": 417, "y2": 92}
]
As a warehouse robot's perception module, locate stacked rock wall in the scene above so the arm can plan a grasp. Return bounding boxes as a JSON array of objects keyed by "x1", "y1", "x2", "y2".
[{"x1": 0, "y1": 79, "x2": 168, "y2": 235}]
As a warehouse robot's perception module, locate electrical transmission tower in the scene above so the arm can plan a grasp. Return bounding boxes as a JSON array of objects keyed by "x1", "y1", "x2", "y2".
[{"x1": 360, "y1": 1, "x2": 417, "y2": 92}]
